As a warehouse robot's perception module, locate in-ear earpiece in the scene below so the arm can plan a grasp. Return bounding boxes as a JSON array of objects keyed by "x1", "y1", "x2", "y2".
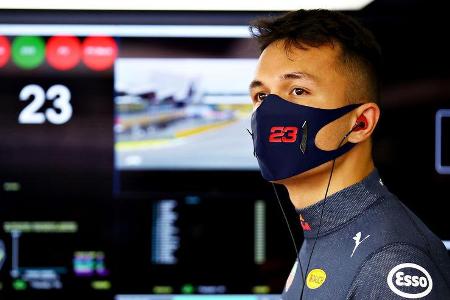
[{"x1": 353, "y1": 115, "x2": 368, "y2": 131}]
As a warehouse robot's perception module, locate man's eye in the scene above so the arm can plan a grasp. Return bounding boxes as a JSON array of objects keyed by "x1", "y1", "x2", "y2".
[
  {"x1": 256, "y1": 93, "x2": 267, "y2": 102},
  {"x1": 291, "y1": 88, "x2": 307, "y2": 96}
]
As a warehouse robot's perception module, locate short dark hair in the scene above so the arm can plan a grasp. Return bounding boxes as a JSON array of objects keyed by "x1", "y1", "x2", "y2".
[{"x1": 249, "y1": 9, "x2": 382, "y2": 104}]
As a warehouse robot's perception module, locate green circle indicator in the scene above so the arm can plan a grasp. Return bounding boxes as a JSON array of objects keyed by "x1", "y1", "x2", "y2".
[
  {"x1": 12, "y1": 279, "x2": 27, "y2": 290},
  {"x1": 12, "y1": 36, "x2": 45, "y2": 70},
  {"x1": 181, "y1": 284, "x2": 194, "y2": 294}
]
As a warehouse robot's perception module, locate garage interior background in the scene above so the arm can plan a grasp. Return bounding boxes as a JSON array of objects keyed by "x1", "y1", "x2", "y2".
[{"x1": 0, "y1": 0, "x2": 449, "y2": 299}]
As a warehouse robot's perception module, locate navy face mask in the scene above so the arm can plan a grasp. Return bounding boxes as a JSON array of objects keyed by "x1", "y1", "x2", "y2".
[{"x1": 250, "y1": 94, "x2": 362, "y2": 181}]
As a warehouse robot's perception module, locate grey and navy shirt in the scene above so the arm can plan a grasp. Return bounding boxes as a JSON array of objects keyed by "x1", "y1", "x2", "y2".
[{"x1": 282, "y1": 169, "x2": 450, "y2": 299}]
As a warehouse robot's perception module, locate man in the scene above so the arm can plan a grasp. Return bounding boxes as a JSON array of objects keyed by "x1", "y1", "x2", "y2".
[{"x1": 247, "y1": 9, "x2": 450, "y2": 299}]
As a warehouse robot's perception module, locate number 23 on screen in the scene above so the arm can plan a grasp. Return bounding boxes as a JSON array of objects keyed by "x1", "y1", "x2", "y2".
[{"x1": 18, "y1": 84, "x2": 72, "y2": 125}]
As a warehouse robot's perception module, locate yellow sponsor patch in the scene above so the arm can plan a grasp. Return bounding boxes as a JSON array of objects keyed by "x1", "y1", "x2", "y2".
[{"x1": 306, "y1": 268, "x2": 327, "y2": 289}]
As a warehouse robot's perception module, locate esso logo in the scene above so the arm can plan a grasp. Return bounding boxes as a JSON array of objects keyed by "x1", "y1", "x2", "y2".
[{"x1": 387, "y1": 263, "x2": 433, "y2": 298}]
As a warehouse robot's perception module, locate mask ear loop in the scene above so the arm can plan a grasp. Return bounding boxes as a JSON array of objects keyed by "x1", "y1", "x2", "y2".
[
  {"x1": 298, "y1": 122, "x2": 361, "y2": 299},
  {"x1": 246, "y1": 128, "x2": 257, "y2": 157}
]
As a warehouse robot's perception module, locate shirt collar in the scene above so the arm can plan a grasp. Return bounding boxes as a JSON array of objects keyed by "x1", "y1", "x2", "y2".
[{"x1": 296, "y1": 168, "x2": 387, "y2": 238}]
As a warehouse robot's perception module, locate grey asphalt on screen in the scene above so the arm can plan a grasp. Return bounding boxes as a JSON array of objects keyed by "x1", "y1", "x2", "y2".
[{"x1": 116, "y1": 118, "x2": 258, "y2": 170}]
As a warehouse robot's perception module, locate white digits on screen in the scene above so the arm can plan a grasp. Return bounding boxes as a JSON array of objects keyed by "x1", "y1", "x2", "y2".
[
  {"x1": 18, "y1": 84, "x2": 46, "y2": 124},
  {"x1": 45, "y1": 85, "x2": 72, "y2": 124},
  {"x1": 18, "y1": 84, "x2": 72, "y2": 125}
]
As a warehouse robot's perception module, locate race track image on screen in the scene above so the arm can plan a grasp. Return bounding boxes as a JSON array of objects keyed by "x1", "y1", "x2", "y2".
[{"x1": 114, "y1": 58, "x2": 259, "y2": 170}]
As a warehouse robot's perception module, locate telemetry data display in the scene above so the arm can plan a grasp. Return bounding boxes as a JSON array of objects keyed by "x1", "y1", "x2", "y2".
[{"x1": 0, "y1": 34, "x2": 115, "y2": 298}]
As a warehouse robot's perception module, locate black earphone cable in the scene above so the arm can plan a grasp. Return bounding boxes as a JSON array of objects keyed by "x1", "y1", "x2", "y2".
[
  {"x1": 271, "y1": 182, "x2": 305, "y2": 289},
  {"x1": 298, "y1": 123, "x2": 360, "y2": 299},
  {"x1": 248, "y1": 117, "x2": 363, "y2": 298},
  {"x1": 269, "y1": 122, "x2": 360, "y2": 300}
]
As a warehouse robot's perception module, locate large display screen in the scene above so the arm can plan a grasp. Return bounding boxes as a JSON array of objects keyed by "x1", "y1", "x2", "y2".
[{"x1": 0, "y1": 25, "x2": 297, "y2": 300}]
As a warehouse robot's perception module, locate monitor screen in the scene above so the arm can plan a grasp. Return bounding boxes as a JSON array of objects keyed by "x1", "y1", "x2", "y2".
[{"x1": 0, "y1": 25, "x2": 297, "y2": 299}]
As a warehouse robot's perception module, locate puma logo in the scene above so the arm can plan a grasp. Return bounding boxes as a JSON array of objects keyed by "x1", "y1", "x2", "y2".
[{"x1": 351, "y1": 231, "x2": 370, "y2": 257}]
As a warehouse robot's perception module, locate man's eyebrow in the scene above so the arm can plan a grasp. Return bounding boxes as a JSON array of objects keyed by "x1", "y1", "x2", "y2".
[
  {"x1": 249, "y1": 80, "x2": 263, "y2": 91},
  {"x1": 280, "y1": 71, "x2": 318, "y2": 82},
  {"x1": 249, "y1": 71, "x2": 318, "y2": 91}
]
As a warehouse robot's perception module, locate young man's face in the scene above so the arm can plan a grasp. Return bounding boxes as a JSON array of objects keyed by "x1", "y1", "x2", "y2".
[
  {"x1": 250, "y1": 41, "x2": 362, "y2": 183},
  {"x1": 249, "y1": 38, "x2": 356, "y2": 155}
]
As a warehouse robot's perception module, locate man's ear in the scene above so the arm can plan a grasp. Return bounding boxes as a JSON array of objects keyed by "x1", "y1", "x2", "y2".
[{"x1": 348, "y1": 102, "x2": 380, "y2": 143}]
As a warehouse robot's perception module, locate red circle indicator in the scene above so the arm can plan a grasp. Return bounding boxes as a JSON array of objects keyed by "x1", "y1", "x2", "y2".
[
  {"x1": 46, "y1": 36, "x2": 81, "y2": 71},
  {"x1": 0, "y1": 36, "x2": 11, "y2": 68},
  {"x1": 82, "y1": 36, "x2": 117, "y2": 71}
]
